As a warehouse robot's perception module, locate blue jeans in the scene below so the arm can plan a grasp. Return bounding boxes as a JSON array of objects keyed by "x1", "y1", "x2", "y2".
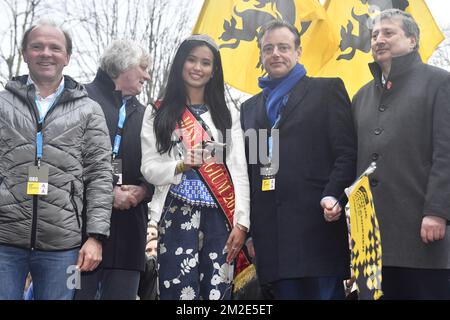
[{"x1": 0, "y1": 245, "x2": 79, "y2": 300}]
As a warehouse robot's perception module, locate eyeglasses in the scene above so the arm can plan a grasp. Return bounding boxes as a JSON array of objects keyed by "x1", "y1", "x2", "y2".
[{"x1": 261, "y1": 44, "x2": 293, "y2": 55}]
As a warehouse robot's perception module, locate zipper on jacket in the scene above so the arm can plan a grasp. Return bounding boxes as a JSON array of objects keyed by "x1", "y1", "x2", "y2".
[
  {"x1": 26, "y1": 84, "x2": 66, "y2": 250},
  {"x1": 26, "y1": 86, "x2": 40, "y2": 250},
  {"x1": 30, "y1": 196, "x2": 38, "y2": 250},
  {"x1": 70, "y1": 181, "x2": 81, "y2": 228},
  {"x1": 30, "y1": 121, "x2": 43, "y2": 250}
]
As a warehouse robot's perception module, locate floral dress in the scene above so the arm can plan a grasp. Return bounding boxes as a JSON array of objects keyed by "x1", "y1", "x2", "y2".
[{"x1": 157, "y1": 104, "x2": 233, "y2": 300}]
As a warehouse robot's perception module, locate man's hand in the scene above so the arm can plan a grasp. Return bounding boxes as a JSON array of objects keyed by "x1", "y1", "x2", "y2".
[
  {"x1": 246, "y1": 238, "x2": 256, "y2": 259},
  {"x1": 121, "y1": 184, "x2": 149, "y2": 206},
  {"x1": 113, "y1": 186, "x2": 138, "y2": 210},
  {"x1": 421, "y1": 215, "x2": 446, "y2": 244},
  {"x1": 77, "y1": 237, "x2": 102, "y2": 272},
  {"x1": 321, "y1": 197, "x2": 342, "y2": 222}
]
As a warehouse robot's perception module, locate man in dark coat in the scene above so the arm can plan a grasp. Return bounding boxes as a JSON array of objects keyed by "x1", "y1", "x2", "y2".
[
  {"x1": 240, "y1": 20, "x2": 357, "y2": 299},
  {"x1": 352, "y1": 9, "x2": 450, "y2": 299},
  {"x1": 74, "y1": 39, "x2": 153, "y2": 300}
]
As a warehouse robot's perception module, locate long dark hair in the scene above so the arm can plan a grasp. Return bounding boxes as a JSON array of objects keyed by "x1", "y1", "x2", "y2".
[{"x1": 153, "y1": 39, "x2": 231, "y2": 154}]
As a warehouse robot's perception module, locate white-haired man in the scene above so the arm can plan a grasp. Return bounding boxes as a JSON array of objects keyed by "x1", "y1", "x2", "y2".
[{"x1": 74, "y1": 39, "x2": 153, "y2": 300}]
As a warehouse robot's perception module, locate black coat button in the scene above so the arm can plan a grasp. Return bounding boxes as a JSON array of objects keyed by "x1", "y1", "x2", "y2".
[
  {"x1": 379, "y1": 105, "x2": 387, "y2": 112},
  {"x1": 370, "y1": 179, "x2": 378, "y2": 187},
  {"x1": 374, "y1": 128, "x2": 383, "y2": 135},
  {"x1": 372, "y1": 153, "x2": 379, "y2": 161}
]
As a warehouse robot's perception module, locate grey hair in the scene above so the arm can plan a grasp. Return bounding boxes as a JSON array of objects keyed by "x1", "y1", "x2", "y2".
[
  {"x1": 257, "y1": 20, "x2": 301, "y2": 49},
  {"x1": 21, "y1": 17, "x2": 73, "y2": 55},
  {"x1": 372, "y1": 9, "x2": 420, "y2": 50},
  {"x1": 100, "y1": 39, "x2": 150, "y2": 79}
]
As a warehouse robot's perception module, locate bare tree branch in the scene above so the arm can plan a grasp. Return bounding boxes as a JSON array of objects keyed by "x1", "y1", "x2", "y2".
[
  {"x1": 430, "y1": 26, "x2": 450, "y2": 71},
  {"x1": 0, "y1": 0, "x2": 203, "y2": 98},
  {"x1": 58, "y1": 0, "x2": 198, "y2": 104},
  {"x1": 0, "y1": 0, "x2": 43, "y2": 85},
  {"x1": 225, "y1": 84, "x2": 250, "y2": 112}
]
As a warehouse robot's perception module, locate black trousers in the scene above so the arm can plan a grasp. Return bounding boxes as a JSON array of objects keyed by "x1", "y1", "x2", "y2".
[
  {"x1": 74, "y1": 268, "x2": 140, "y2": 300},
  {"x1": 269, "y1": 277, "x2": 346, "y2": 300},
  {"x1": 382, "y1": 266, "x2": 450, "y2": 300}
]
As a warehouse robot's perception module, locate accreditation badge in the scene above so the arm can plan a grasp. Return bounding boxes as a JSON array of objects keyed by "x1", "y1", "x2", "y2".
[
  {"x1": 261, "y1": 165, "x2": 276, "y2": 192},
  {"x1": 112, "y1": 158, "x2": 123, "y2": 185},
  {"x1": 27, "y1": 166, "x2": 49, "y2": 195}
]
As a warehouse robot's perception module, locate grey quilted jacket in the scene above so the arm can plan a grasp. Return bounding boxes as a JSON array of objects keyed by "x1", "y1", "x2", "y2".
[{"x1": 0, "y1": 75, "x2": 113, "y2": 250}]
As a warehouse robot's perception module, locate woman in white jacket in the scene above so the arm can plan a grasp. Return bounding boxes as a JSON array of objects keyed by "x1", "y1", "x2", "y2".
[{"x1": 140, "y1": 35, "x2": 250, "y2": 300}]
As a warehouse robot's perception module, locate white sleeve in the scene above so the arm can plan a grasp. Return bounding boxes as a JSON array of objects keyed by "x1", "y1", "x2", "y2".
[
  {"x1": 140, "y1": 106, "x2": 182, "y2": 186},
  {"x1": 226, "y1": 106, "x2": 250, "y2": 229}
]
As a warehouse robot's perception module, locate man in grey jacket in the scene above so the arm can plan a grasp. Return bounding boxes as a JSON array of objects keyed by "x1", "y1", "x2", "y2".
[
  {"x1": 0, "y1": 19, "x2": 113, "y2": 300},
  {"x1": 352, "y1": 9, "x2": 450, "y2": 299}
]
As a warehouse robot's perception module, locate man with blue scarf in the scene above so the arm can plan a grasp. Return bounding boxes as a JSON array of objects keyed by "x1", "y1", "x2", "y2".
[{"x1": 240, "y1": 20, "x2": 357, "y2": 299}]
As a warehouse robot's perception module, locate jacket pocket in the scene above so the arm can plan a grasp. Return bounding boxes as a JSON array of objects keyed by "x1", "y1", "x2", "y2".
[{"x1": 70, "y1": 181, "x2": 81, "y2": 229}]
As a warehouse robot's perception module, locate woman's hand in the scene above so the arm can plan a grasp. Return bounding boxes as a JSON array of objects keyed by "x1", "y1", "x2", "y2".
[
  {"x1": 224, "y1": 224, "x2": 247, "y2": 263},
  {"x1": 183, "y1": 148, "x2": 205, "y2": 170}
]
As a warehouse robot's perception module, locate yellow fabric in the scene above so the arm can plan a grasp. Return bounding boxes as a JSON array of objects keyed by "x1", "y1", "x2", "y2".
[
  {"x1": 348, "y1": 175, "x2": 383, "y2": 300},
  {"x1": 193, "y1": 1, "x2": 443, "y2": 97},
  {"x1": 193, "y1": 0, "x2": 338, "y2": 94},
  {"x1": 233, "y1": 263, "x2": 256, "y2": 293},
  {"x1": 319, "y1": 0, "x2": 444, "y2": 97}
]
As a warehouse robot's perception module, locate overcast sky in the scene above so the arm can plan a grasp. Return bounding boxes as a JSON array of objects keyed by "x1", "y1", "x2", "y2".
[{"x1": 424, "y1": 0, "x2": 449, "y2": 27}]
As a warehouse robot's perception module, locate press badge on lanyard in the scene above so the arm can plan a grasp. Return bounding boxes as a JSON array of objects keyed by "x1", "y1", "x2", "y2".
[
  {"x1": 261, "y1": 135, "x2": 276, "y2": 192},
  {"x1": 27, "y1": 166, "x2": 49, "y2": 195},
  {"x1": 27, "y1": 81, "x2": 64, "y2": 196},
  {"x1": 112, "y1": 159, "x2": 123, "y2": 185},
  {"x1": 261, "y1": 105, "x2": 285, "y2": 192},
  {"x1": 111, "y1": 98, "x2": 129, "y2": 185}
]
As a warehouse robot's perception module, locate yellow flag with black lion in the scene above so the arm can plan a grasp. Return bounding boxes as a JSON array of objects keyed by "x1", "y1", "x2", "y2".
[
  {"x1": 319, "y1": 0, "x2": 444, "y2": 96},
  {"x1": 194, "y1": 0, "x2": 338, "y2": 94},
  {"x1": 194, "y1": 0, "x2": 443, "y2": 97}
]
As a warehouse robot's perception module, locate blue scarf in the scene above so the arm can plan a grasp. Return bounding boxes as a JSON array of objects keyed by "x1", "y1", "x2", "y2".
[{"x1": 258, "y1": 63, "x2": 307, "y2": 127}]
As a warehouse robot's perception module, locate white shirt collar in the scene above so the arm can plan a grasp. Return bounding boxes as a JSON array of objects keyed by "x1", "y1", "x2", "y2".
[{"x1": 27, "y1": 76, "x2": 65, "y2": 99}]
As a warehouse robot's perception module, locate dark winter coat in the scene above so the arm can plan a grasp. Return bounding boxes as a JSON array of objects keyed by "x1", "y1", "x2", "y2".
[
  {"x1": 352, "y1": 51, "x2": 450, "y2": 269},
  {"x1": 85, "y1": 69, "x2": 153, "y2": 272},
  {"x1": 240, "y1": 76, "x2": 357, "y2": 285}
]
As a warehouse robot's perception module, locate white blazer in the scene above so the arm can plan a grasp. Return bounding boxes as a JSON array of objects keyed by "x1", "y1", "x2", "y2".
[{"x1": 140, "y1": 105, "x2": 250, "y2": 229}]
